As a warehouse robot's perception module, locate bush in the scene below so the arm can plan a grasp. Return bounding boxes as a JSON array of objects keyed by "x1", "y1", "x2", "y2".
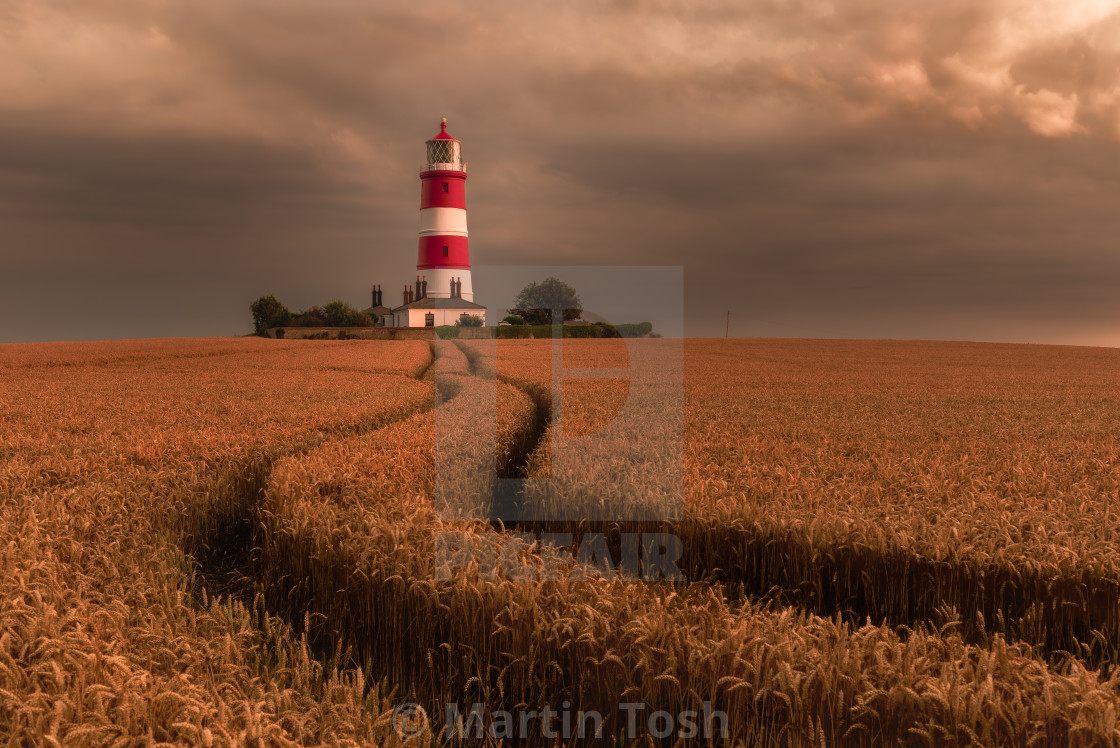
[
  {"x1": 435, "y1": 325, "x2": 460, "y2": 339},
  {"x1": 456, "y1": 314, "x2": 485, "y2": 327},
  {"x1": 494, "y1": 323, "x2": 621, "y2": 339},
  {"x1": 289, "y1": 303, "x2": 373, "y2": 328},
  {"x1": 564, "y1": 323, "x2": 620, "y2": 338},
  {"x1": 502, "y1": 314, "x2": 525, "y2": 326},
  {"x1": 348, "y1": 311, "x2": 374, "y2": 327},
  {"x1": 250, "y1": 295, "x2": 292, "y2": 334},
  {"x1": 617, "y1": 322, "x2": 653, "y2": 338},
  {"x1": 495, "y1": 325, "x2": 532, "y2": 339},
  {"x1": 290, "y1": 307, "x2": 327, "y2": 327},
  {"x1": 497, "y1": 324, "x2": 553, "y2": 339},
  {"x1": 323, "y1": 300, "x2": 373, "y2": 327}
]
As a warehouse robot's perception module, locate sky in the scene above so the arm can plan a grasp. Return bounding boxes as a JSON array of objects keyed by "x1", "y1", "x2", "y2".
[{"x1": 2, "y1": 0, "x2": 1119, "y2": 344}]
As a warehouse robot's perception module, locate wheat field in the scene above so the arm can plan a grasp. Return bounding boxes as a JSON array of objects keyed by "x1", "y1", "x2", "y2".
[{"x1": 2, "y1": 336, "x2": 1119, "y2": 745}]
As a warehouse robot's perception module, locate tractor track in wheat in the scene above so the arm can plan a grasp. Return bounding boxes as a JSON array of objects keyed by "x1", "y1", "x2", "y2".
[{"x1": 185, "y1": 341, "x2": 446, "y2": 615}]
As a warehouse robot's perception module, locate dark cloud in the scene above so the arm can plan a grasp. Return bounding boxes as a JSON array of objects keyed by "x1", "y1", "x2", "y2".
[{"x1": 1, "y1": 0, "x2": 1118, "y2": 344}]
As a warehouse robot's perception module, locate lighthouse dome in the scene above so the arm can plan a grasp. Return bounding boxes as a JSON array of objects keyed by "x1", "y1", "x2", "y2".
[{"x1": 429, "y1": 119, "x2": 456, "y2": 141}]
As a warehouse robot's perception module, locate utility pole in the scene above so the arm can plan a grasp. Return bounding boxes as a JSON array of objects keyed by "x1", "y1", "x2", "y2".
[{"x1": 725, "y1": 311, "x2": 730, "y2": 338}]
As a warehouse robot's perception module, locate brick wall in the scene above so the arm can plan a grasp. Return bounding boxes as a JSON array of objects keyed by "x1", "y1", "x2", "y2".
[{"x1": 264, "y1": 327, "x2": 496, "y2": 340}]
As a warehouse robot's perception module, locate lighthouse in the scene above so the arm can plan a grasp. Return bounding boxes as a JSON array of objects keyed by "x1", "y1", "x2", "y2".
[
  {"x1": 381, "y1": 119, "x2": 487, "y2": 328},
  {"x1": 419, "y1": 118, "x2": 474, "y2": 301}
]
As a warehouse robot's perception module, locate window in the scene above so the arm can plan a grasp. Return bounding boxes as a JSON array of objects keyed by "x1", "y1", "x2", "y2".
[
  {"x1": 443, "y1": 246, "x2": 448, "y2": 257},
  {"x1": 442, "y1": 182, "x2": 449, "y2": 193},
  {"x1": 427, "y1": 141, "x2": 454, "y2": 164},
  {"x1": 425, "y1": 313, "x2": 435, "y2": 327},
  {"x1": 427, "y1": 140, "x2": 460, "y2": 165}
]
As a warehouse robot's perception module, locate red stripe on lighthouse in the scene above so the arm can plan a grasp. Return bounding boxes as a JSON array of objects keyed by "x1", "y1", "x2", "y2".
[
  {"x1": 417, "y1": 235, "x2": 470, "y2": 269},
  {"x1": 420, "y1": 172, "x2": 467, "y2": 209}
]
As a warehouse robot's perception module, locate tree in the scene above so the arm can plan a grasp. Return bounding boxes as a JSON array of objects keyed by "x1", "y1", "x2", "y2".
[
  {"x1": 322, "y1": 300, "x2": 373, "y2": 327},
  {"x1": 250, "y1": 294, "x2": 291, "y2": 334},
  {"x1": 457, "y1": 313, "x2": 484, "y2": 327},
  {"x1": 322, "y1": 300, "x2": 354, "y2": 327},
  {"x1": 502, "y1": 314, "x2": 526, "y2": 326},
  {"x1": 291, "y1": 306, "x2": 326, "y2": 327},
  {"x1": 509, "y1": 277, "x2": 583, "y2": 325}
]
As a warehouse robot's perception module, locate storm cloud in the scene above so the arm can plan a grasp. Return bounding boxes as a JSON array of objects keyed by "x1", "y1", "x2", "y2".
[{"x1": 1, "y1": 0, "x2": 1118, "y2": 343}]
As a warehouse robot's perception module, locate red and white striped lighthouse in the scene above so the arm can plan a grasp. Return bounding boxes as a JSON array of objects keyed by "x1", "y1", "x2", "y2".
[{"x1": 418, "y1": 118, "x2": 473, "y2": 302}]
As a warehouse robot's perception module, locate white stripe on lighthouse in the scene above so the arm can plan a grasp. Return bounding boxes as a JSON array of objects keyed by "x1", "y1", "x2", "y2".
[
  {"x1": 419, "y1": 207, "x2": 468, "y2": 236},
  {"x1": 426, "y1": 267, "x2": 474, "y2": 301}
]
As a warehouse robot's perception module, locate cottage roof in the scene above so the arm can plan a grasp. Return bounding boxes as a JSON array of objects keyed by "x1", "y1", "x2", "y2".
[{"x1": 391, "y1": 296, "x2": 487, "y2": 312}]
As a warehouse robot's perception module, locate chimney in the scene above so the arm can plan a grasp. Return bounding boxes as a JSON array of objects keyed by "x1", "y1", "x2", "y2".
[
  {"x1": 455, "y1": 278, "x2": 461, "y2": 299},
  {"x1": 376, "y1": 285, "x2": 382, "y2": 307},
  {"x1": 372, "y1": 285, "x2": 377, "y2": 308},
  {"x1": 422, "y1": 276, "x2": 427, "y2": 298}
]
